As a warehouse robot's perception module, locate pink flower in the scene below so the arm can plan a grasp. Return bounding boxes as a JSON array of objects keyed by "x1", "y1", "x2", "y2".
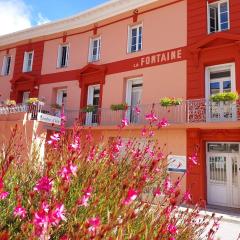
[
  {"x1": 87, "y1": 217, "x2": 101, "y2": 232},
  {"x1": 183, "y1": 191, "x2": 191, "y2": 202},
  {"x1": 123, "y1": 188, "x2": 138, "y2": 205},
  {"x1": 0, "y1": 178, "x2": 3, "y2": 190},
  {"x1": 0, "y1": 191, "x2": 9, "y2": 200},
  {"x1": 141, "y1": 126, "x2": 147, "y2": 136},
  {"x1": 13, "y1": 206, "x2": 27, "y2": 219},
  {"x1": 163, "y1": 177, "x2": 172, "y2": 192},
  {"x1": 145, "y1": 113, "x2": 157, "y2": 122},
  {"x1": 153, "y1": 188, "x2": 161, "y2": 197},
  {"x1": 189, "y1": 153, "x2": 198, "y2": 165},
  {"x1": 121, "y1": 118, "x2": 128, "y2": 128},
  {"x1": 134, "y1": 106, "x2": 141, "y2": 114},
  {"x1": 34, "y1": 177, "x2": 53, "y2": 193},
  {"x1": 157, "y1": 118, "x2": 169, "y2": 128},
  {"x1": 59, "y1": 162, "x2": 78, "y2": 181},
  {"x1": 167, "y1": 224, "x2": 178, "y2": 235},
  {"x1": 52, "y1": 204, "x2": 67, "y2": 225},
  {"x1": 78, "y1": 186, "x2": 93, "y2": 207}
]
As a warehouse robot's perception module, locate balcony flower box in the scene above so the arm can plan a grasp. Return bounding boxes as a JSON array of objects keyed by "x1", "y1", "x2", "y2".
[
  {"x1": 51, "y1": 103, "x2": 62, "y2": 110},
  {"x1": 82, "y1": 105, "x2": 97, "y2": 113},
  {"x1": 160, "y1": 97, "x2": 183, "y2": 107},
  {"x1": 110, "y1": 103, "x2": 128, "y2": 111},
  {"x1": 210, "y1": 92, "x2": 239, "y2": 102},
  {"x1": 5, "y1": 99, "x2": 16, "y2": 107}
]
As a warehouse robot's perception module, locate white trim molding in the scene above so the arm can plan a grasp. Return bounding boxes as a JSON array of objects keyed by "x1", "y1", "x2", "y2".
[{"x1": 0, "y1": 0, "x2": 160, "y2": 48}]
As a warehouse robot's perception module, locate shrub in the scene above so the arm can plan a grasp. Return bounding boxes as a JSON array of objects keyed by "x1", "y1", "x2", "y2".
[
  {"x1": 210, "y1": 92, "x2": 239, "y2": 102},
  {"x1": 160, "y1": 97, "x2": 183, "y2": 107},
  {"x1": 110, "y1": 103, "x2": 128, "y2": 111},
  {"x1": 0, "y1": 120, "x2": 221, "y2": 239}
]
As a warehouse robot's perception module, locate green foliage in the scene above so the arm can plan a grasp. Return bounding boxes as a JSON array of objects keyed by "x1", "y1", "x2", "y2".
[
  {"x1": 110, "y1": 103, "x2": 128, "y2": 111},
  {"x1": 82, "y1": 105, "x2": 97, "y2": 113},
  {"x1": 160, "y1": 97, "x2": 183, "y2": 107},
  {"x1": 210, "y1": 92, "x2": 239, "y2": 102}
]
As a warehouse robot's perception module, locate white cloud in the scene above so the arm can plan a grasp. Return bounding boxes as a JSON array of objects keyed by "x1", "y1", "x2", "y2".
[
  {"x1": 36, "y1": 12, "x2": 50, "y2": 25},
  {"x1": 0, "y1": 0, "x2": 50, "y2": 36}
]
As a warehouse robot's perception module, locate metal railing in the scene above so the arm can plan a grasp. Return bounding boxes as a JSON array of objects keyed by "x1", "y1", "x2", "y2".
[{"x1": 1, "y1": 99, "x2": 240, "y2": 127}]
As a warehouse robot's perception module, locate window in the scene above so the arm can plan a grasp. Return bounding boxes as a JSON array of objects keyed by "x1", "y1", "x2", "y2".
[
  {"x1": 128, "y1": 24, "x2": 143, "y2": 53},
  {"x1": 89, "y1": 37, "x2": 101, "y2": 62},
  {"x1": 57, "y1": 44, "x2": 69, "y2": 68},
  {"x1": 22, "y1": 91, "x2": 30, "y2": 104},
  {"x1": 56, "y1": 89, "x2": 67, "y2": 106},
  {"x1": 1, "y1": 55, "x2": 11, "y2": 76},
  {"x1": 208, "y1": 0, "x2": 229, "y2": 33},
  {"x1": 23, "y1": 51, "x2": 34, "y2": 72}
]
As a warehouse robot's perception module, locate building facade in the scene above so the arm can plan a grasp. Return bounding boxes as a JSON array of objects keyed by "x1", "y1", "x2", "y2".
[{"x1": 0, "y1": 0, "x2": 239, "y2": 208}]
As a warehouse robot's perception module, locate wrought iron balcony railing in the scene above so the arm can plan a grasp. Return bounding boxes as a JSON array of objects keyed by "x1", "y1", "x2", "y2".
[{"x1": 1, "y1": 99, "x2": 240, "y2": 127}]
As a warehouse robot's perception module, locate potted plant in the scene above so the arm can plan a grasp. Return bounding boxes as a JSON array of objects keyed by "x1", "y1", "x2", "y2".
[
  {"x1": 26, "y1": 98, "x2": 40, "y2": 105},
  {"x1": 51, "y1": 103, "x2": 62, "y2": 110},
  {"x1": 110, "y1": 103, "x2": 128, "y2": 111},
  {"x1": 210, "y1": 92, "x2": 239, "y2": 102},
  {"x1": 160, "y1": 97, "x2": 183, "y2": 107},
  {"x1": 82, "y1": 105, "x2": 97, "y2": 113},
  {"x1": 5, "y1": 99, "x2": 16, "y2": 107}
]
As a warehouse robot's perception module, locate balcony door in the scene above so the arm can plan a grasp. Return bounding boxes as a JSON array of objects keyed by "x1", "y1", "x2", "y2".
[
  {"x1": 86, "y1": 84, "x2": 100, "y2": 125},
  {"x1": 126, "y1": 78, "x2": 143, "y2": 123},
  {"x1": 205, "y1": 63, "x2": 236, "y2": 121},
  {"x1": 22, "y1": 91, "x2": 30, "y2": 104}
]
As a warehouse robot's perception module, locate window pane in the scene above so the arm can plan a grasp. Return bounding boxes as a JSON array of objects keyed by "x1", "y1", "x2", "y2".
[
  {"x1": 220, "y1": 12, "x2": 228, "y2": 23},
  {"x1": 223, "y1": 80, "x2": 231, "y2": 92},
  {"x1": 93, "y1": 40, "x2": 98, "y2": 48},
  {"x1": 221, "y1": 22, "x2": 229, "y2": 30},
  {"x1": 210, "y1": 70, "x2": 230, "y2": 79},
  {"x1": 131, "y1": 28, "x2": 137, "y2": 37},
  {"x1": 131, "y1": 45, "x2": 137, "y2": 52},
  {"x1": 210, "y1": 82, "x2": 220, "y2": 95},
  {"x1": 220, "y1": 2, "x2": 228, "y2": 13}
]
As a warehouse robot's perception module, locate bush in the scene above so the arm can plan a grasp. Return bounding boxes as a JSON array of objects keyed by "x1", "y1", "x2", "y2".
[
  {"x1": 210, "y1": 92, "x2": 239, "y2": 102},
  {"x1": 0, "y1": 122, "x2": 220, "y2": 239},
  {"x1": 110, "y1": 103, "x2": 128, "y2": 111},
  {"x1": 160, "y1": 97, "x2": 183, "y2": 107}
]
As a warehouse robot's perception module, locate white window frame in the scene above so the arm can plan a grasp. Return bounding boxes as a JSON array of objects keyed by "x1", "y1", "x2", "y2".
[
  {"x1": 57, "y1": 44, "x2": 69, "y2": 68},
  {"x1": 127, "y1": 23, "x2": 143, "y2": 53},
  {"x1": 1, "y1": 55, "x2": 12, "y2": 76},
  {"x1": 88, "y1": 37, "x2": 101, "y2": 62},
  {"x1": 22, "y1": 51, "x2": 34, "y2": 73},
  {"x1": 126, "y1": 78, "x2": 143, "y2": 107},
  {"x1": 207, "y1": 0, "x2": 230, "y2": 34},
  {"x1": 56, "y1": 89, "x2": 67, "y2": 106},
  {"x1": 205, "y1": 63, "x2": 236, "y2": 99}
]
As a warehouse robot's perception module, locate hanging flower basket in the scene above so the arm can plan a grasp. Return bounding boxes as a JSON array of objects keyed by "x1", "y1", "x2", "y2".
[
  {"x1": 110, "y1": 103, "x2": 128, "y2": 111},
  {"x1": 210, "y1": 92, "x2": 239, "y2": 102},
  {"x1": 160, "y1": 97, "x2": 183, "y2": 107}
]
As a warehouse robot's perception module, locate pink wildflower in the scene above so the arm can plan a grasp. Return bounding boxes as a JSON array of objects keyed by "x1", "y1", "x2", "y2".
[
  {"x1": 163, "y1": 177, "x2": 172, "y2": 192},
  {"x1": 0, "y1": 191, "x2": 9, "y2": 200},
  {"x1": 167, "y1": 224, "x2": 178, "y2": 235},
  {"x1": 141, "y1": 126, "x2": 147, "y2": 136},
  {"x1": 145, "y1": 113, "x2": 158, "y2": 122},
  {"x1": 157, "y1": 118, "x2": 169, "y2": 128},
  {"x1": 183, "y1": 191, "x2": 192, "y2": 202},
  {"x1": 59, "y1": 162, "x2": 77, "y2": 181},
  {"x1": 121, "y1": 118, "x2": 128, "y2": 128},
  {"x1": 87, "y1": 217, "x2": 101, "y2": 232},
  {"x1": 78, "y1": 186, "x2": 92, "y2": 207},
  {"x1": 13, "y1": 206, "x2": 27, "y2": 219},
  {"x1": 52, "y1": 204, "x2": 67, "y2": 225},
  {"x1": 34, "y1": 177, "x2": 53, "y2": 193},
  {"x1": 153, "y1": 188, "x2": 161, "y2": 197},
  {"x1": 123, "y1": 188, "x2": 138, "y2": 205},
  {"x1": 134, "y1": 106, "x2": 141, "y2": 114},
  {"x1": 189, "y1": 153, "x2": 198, "y2": 165}
]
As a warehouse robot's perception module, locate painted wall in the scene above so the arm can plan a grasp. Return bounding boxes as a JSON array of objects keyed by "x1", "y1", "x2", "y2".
[
  {"x1": 38, "y1": 80, "x2": 81, "y2": 110},
  {"x1": 0, "y1": 48, "x2": 16, "y2": 101},
  {"x1": 102, "y1": 61, "x2": 187, "y2": 108},
  {"x1": 41, "y1": 0, "x2": 186, "y2": 75}
]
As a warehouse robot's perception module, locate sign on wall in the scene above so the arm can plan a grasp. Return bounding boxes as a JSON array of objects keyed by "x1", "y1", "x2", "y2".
[
  {"x1": 37, "y1": 113, "x2": 61, "y2": 125},
  {"x1": 167, "y1": 155, "x2": 186, "y2": 173}
]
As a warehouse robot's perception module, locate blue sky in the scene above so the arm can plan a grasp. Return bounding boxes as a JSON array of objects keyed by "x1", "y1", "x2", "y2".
[
  {"x1": 28, "y1": 0, "x2": 110, "y2": 24},
  {"x1": 0, "y1": 0, "x2": 110, "y2": 35}
]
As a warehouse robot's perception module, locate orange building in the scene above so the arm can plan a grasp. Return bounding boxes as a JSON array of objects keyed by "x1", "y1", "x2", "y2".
[{"x1": 0, "y1": 0, "x2": 239, "y2": 209}]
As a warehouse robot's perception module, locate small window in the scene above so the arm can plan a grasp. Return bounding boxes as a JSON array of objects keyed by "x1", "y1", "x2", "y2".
[
  {"x1": 57, "y1": 44, "x2": 69, "y2": 68},
  {"x1": 89, "y1": 37, "x2": 101, "y2": 62},
  {"x1": 208, "y1": 0, "x2": 229, "y2": 33},
  {"x1": 23, "y1": 51, "x2": 34, "y2": 72},
  {"x1": 56, "y1": 89, "x2": 67, "y2": 106},
  {"x1": 1, "y1": 55, "x2": 11, "y2": 76},
  {"x1": 128, "y1": 24, "x2": 143, "y2": 53}
]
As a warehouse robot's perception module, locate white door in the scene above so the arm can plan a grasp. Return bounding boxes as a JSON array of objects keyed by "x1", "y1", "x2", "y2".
[
  {"x1": 205, "y1": 63, "x2": 236, "y2": 122},
  {"x1": 86, "y1": 85, "x2": 100, "y2": 125},
  {"x1": 126, "y1": 79, "x2": 142, "y2": 123},
  {"x1": 207, "y1": 143, "x2": 240, "y2": 208}
]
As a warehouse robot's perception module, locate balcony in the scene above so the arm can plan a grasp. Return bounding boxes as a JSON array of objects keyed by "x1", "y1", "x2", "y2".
[{"x1": 0, "y1": 99, "x2": 240, "y2": 128}]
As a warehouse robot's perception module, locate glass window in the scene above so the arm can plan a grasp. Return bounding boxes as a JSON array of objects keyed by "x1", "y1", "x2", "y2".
[
  {"x1": 1, "y1": 55, "x2": 11, "y2": 76},
  {"x1": 208, "y1": 1, "x2": 229, "y2": 33},
  {"x1": 89, "y1": 37, "x2": 101, "y2": 62},
  {"x1": 58, "y1": 45, "x2": 69, "y2": 68},
  {"x1": 129, "y1": 25, "x2": 142, "y2": 53},
  {"x1": 23, "y1": 51, "x2": 34, "y2": 72},
  {"x1": 208, "y1": 143, "x2": 239, "y2": 153}
]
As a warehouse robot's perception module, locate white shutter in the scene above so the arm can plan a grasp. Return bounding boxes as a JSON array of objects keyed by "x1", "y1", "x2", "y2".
[
  {"x1": 1, "y1": 56, "x2": 6, "y2": 76},
  {"x1": 88, "y1": 38, "x2": 93, "y2": 62},
  {"x1": 126, "y1": 80, "x2": 133, "y2": 107},
  {"x1": 66, "y1": 45, "x2": 69, "y2": 67},
  {"x1": 97, "y1": 38, "x2": 101, "y2": 60},
  {"x1": 22, "y1": 52, "x2": 28, "y2": 72},
  {"x1": 57, "y1": 45, "x2": 62, "y2": 68}
]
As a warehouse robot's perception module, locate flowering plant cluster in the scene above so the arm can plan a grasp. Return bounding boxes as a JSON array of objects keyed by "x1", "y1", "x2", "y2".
[
  {"x1": 110, "y1": 103, "x2": 128, "y2": 111},
  {"x1": 210, "y1": 92, "x2": 239, "y2": 102},
  {"x1": 26, "y1": 98, "x2": 44, "y2": 105},
  {"x1": 0, "y1": 117, "x2": 221, "y2": 239},
  {"x1": 4, "y1": 99, "x2": 16, "y2": 107},
  {"x1": 160, "y1": 97, "x2": 183, "y2": 107}
]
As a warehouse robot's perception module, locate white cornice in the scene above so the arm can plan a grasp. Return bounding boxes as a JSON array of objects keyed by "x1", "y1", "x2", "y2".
[{"x1": 0, "y1": 0, "x2": 159, "y2": 48}]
